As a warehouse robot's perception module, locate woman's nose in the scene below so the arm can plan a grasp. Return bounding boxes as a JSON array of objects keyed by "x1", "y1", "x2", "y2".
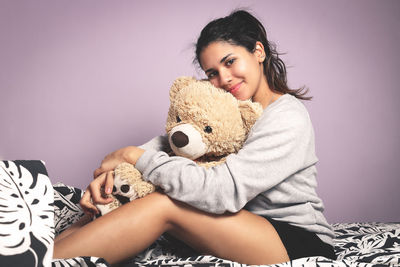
[{"x1": 219, "y1": 69, "x2": 232, "y2": 88}]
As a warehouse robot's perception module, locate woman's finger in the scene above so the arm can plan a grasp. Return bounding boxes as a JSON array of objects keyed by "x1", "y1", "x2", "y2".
[
  {"x1": 89, "y1": 173, "x2": 106, "y2": 203},
  {"x1": 90, "y1": 173, "x2": 113, "y2": 205},
  {"x1": 104, "y1": 171, "x2": 114, "y2": 195},
  {"x1": 80, "y1": 189, "x2": 98, "y2": 216}
]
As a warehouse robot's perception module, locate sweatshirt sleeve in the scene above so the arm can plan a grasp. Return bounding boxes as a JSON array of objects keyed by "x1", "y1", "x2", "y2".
[
  {"x1": 135, "y1": 99, "x2": 316, "y2": 214},
  {"x1": 138, "y1": 135, "x2": 171, "y2": 152}
]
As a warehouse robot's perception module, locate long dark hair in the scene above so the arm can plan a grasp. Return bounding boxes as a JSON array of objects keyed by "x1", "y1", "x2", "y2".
[{"x1": 194, "y1": 10, "x2": 311, "y2": 100}]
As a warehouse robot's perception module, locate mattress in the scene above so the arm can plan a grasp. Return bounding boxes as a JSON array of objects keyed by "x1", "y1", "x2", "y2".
[
  {"x1": 52, "y1": 183, "x2": 400, "y2": 267},
  {"x1": 1, "y1": 160, "x2": 399, "y2": 267}
]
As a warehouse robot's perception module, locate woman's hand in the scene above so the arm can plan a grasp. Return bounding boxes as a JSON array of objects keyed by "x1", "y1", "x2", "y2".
[
  {"x1": 93, "y1": 146, "x2": 145, "y2": 179},
  {"x1": 79, "y1": 146, "x2": 145, "y2": 216},
  {"x1": 80, "y1": 171, "x2": 115, "y2": 216}
]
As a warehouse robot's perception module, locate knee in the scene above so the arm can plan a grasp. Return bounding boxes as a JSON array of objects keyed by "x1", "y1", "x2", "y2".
[
  {"x1": 145, "y1": 191, "x2": 174, "y2": 207},
  {"x1": 137, "y1": 191, "x2": 177, "y2": 227}
]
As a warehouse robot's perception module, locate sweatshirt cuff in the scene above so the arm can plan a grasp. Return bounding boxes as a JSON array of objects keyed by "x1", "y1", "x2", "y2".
[{"x1": 135, "y1": 149, "x2": 162, "y2": 179}]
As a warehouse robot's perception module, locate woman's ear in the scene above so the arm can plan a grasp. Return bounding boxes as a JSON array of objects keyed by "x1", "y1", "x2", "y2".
[{"x1": 253, "y1": 41, "x2": 266, "y2": 63}]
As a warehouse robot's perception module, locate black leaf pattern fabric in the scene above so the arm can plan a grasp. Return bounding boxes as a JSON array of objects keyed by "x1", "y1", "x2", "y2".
[
  {"x1": 53, "y1": 183, "x2": 85, "y2": 236},
  {"x1": 333, "y1": 222, "x2": 400, "y2": 266},
  {"x1": 0, "y1": 160, "x2": 54, "y2": 267},
  {"x1": 51, "y1": 256, "x2": 109, "y2": 267}
]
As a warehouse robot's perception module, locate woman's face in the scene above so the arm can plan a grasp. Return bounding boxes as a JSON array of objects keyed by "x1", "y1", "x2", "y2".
[{"x1": 199, "y1": 41, "x2": 266, "y2": 101}]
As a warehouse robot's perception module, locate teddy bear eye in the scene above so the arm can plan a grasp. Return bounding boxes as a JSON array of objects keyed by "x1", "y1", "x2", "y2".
[
  {"x1": 204, "y1": 126, "x2": 212, "y2": 133},
  {"x1": 176, "y1": 116, "x2": 181, "y2": 122},
  {"x1": 121, "y1": 184, "x2": 130, "y2": 193}
]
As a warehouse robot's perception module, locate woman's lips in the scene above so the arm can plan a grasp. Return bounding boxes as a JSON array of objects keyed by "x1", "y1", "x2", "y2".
[{"x1": 228, "y1": 82, "x2": 242, "y2": 95}]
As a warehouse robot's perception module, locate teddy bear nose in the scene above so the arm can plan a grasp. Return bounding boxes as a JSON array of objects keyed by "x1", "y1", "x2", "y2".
[{"x1": 171, "y1": 131, "x2": 189, "y2": 148}]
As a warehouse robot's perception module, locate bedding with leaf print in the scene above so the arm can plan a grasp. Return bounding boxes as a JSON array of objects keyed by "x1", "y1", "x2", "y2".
[{"x1": 0, "y1": 160, "x2": 54, "y2": 267}]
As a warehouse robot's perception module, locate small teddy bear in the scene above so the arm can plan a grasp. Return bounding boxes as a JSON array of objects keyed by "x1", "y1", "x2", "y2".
[
  {"x1": 95, "y1": 162, "x2": 155, "y2": 216},
  {"x1": 96, "y1": 76, "x2": 263, "y2": 215}
]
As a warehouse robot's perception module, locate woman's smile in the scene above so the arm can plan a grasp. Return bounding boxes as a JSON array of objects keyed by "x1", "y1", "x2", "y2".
[{"x1": 228, "y1": 81, "x2": 243, "y2": 96}]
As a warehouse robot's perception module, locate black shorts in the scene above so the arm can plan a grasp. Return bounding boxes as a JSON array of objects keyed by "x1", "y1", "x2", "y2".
[{"x1": 266, "y1": 217, "x2": 336, "y2": 260}]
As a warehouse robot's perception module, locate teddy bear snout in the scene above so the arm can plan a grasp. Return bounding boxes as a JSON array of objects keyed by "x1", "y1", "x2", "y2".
[
  {"x1": 168, "y1": 123, "x2": 207, "y2": 160},
  {"x1": 171, "y1": 131, "x2": 189, "y2": 148}
]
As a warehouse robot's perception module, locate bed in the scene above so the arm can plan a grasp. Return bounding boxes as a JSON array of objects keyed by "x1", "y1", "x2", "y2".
[{"x1": 1, "y1": 160, "x2": 399, "y2": 267}]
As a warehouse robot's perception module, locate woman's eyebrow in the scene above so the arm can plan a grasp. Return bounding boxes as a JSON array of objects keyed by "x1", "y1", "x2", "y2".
[
  {"x1": 219, "y1": 53, "x2": 233, "y2": 64},
  {"x1": 205, "y1": 53, "x2": 233, "y2": 74}
]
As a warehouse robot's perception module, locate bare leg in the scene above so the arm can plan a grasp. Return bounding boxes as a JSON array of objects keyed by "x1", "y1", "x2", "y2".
[
  {"x1": 54, "y1": 192, "x2": 289, "y2": 265},
  {"x1": 54, "y1": 214, "x2": 92, "y2": 243}
]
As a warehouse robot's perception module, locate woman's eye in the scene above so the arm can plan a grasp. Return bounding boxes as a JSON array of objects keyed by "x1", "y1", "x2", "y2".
[
  {"x1": 207, "y1": 71, "x2": 217, "y2": 79},
  {"x1": 226, "y1": 58, "x2": 235, "y2": 66},
  {"x1": 176, "y1": 116, "x2": 181, "y2": 122},
  {"x1": 204, "y1": 126, "x2": 212, "y2": 133}
]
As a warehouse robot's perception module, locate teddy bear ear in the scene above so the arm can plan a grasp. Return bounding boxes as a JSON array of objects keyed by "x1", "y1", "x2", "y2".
[
  {"x1": 169, "y1": 76, "x2": 197, "y2": 101},
  {"x1": 238, "y1": 100, "x2": 263, "y2": 133}
]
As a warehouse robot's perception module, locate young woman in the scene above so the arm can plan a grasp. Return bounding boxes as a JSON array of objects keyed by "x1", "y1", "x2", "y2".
[{"x1": 54, "y1": 10, "x2": 336, "y2": 265}]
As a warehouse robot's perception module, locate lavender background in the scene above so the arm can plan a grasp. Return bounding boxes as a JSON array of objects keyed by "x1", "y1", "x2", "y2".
[{"x1": 1, "y1": 0, "x2": 399, "y2": 223}]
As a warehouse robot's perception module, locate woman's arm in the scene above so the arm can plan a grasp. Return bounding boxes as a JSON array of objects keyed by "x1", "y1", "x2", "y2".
[
  {"x1": 80, "y1": 135, "x2": 169, "y2": 215},
  {"x1": 93, "y1": 135, "x2": 169, "y2": 178},
  {"x1": 80, "y1": 146, "x2": 144, "y2": 215},
  {"x1": 135, "y1": 98, "x2": 317, "y2": 214},
  {"x1": 93, "y1": 146, "x2": 144, "y2": 178}
]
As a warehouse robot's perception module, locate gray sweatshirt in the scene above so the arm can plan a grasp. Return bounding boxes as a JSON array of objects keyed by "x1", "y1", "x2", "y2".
[{"x1": 136, "y1": 94, "x2": 334, "y2": 245}]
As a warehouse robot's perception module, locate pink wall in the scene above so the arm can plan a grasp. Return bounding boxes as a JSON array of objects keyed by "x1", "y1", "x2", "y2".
[{"x1": 1, "y1": 0, "x2": 399, "y2": 223}]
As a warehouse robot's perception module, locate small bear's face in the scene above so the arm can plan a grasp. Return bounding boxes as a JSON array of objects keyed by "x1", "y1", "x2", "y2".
[
  {"x1": 113, "y1": 174, "x2": 138, "y2": 203},
  {"x1": 166, "y1": 78, "x2": 262, "y2": 160}
]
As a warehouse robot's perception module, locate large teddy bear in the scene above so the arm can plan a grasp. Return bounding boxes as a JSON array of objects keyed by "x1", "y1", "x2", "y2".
[{"x1": 96, "y1": 76, "x2": 263, "y2": 215}]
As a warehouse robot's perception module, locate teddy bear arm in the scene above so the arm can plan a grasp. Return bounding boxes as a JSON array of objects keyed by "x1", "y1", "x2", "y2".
[{"x1": 133, "y1": 181, "x2": 156, "y2": 198}]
